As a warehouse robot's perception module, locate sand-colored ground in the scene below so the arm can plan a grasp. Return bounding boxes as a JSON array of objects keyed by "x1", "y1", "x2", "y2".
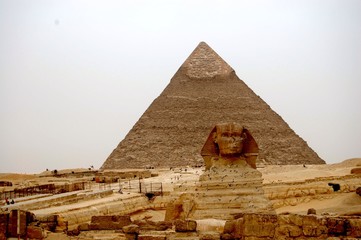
[{"x1": 1, "y1": 158, "x2": 360, "y2": 218}]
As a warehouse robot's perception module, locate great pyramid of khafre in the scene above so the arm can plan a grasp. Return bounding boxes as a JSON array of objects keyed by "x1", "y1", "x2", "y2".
[{"x1": 101, "y1": 42, "x2": 324, "y2": 169}]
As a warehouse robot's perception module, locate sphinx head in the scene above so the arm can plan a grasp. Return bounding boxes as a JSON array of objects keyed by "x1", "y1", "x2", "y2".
[
  {"x1": 201, "y1": 122, "x2": 259, "y2": 169},
  {"x1": 213, "y1": 123, "x2": 246, "y2": 157}
]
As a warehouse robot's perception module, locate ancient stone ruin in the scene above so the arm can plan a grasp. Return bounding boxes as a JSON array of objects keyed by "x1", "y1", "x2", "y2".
[
  {"x1": 102, "y1": 42, "x2": 324, "y2": 169},
  {"x1": 166, "y1": 123, "x2": 274, "y2": 221}
]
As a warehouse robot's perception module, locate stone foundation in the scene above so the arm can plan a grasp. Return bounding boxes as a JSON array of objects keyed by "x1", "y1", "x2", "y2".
[
  {"x1": 1, "y1": 210, "x2": 361, "y2": 239},
  {"x1": 222, "y1": 213, "x2": 361, "y2": 239}
]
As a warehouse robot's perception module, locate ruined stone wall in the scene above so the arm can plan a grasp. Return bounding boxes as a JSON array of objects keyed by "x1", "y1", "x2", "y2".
[
  {"x1": 222, "y1": 213, "x2": 361, "y2": 239},
  {"x1": 264, "y1": 174, "x2": 361, "y2": 209}
]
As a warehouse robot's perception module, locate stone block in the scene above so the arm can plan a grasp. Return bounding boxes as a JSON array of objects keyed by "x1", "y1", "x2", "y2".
[
  {"x1": 199, "y1": 231, "x2": 220, "y2": 240},
  {"x1": 35, "y1": 214, "x2": 57, "y2": 223},
  {"x1": 347, "y1": 218, "x2": 361, "y2": 238},
  {"x1": 133, "y1": 220, "x2": 172, "y2": 231},
  {"x1": 243, "y1": 214, "x2": 277, "y2": 237},
  {"x1": 138, "y1": 235, "x2": 166, "y2": 240},
  {"x1": 90, "y1": 215, "x2": 132, "y2": 230},
  {"x1": 125, "y1": 233, "x2": 137, "y2": 240},
  {"x1": 232, "y1": 217, "x2": 244, "y2": 239},
  {"x1": 77, "y1": 223, "x2": 89, "y2": 231},
  {"x1": 288, "y1": 213, "x2": 303, "y2": 226},
  {"x1": 56, "y1": 216, "x2": 68, "y2": 232},
  {"x1": 220, "y1": 233, "x2": 233, "y2": 240},
  {"x1": 175, "y1": 219, "x2": 197, "y2": 232},
  {"x1": 123, "y1": 224, "x2": 139, "y2": 234},
  {"x1": 302, "y1": 215, "x2": 327, "y2": 237},
  {"x1": 67, "y1": 228, "x2": 80, "y2": 236},
  {"x1": 26, "y1": 226, "x2": 45, "y2": 239},
  {"x1": 222, "y1": 220, "x2": 235, "y2": 234},
  {"x1": 0, "y1": 213, "x2": 8, "y2": 238},
  {"x1": 275, "y1": 225, "x2": 302, "y2": 238},
  {"x1": 327, "y1": 217, "x2": 346, "y2": 236},
  {"x1": 7, "y1": 210, "x2": 27, "y2": 237},
  {"x1": 303, "y1": 225, "x2": 328, "y2": 237}
]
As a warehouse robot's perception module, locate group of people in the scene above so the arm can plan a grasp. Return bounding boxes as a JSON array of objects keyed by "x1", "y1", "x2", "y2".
[{"x1": 4, "y1": 198, "x2": 15, "y2": 205}]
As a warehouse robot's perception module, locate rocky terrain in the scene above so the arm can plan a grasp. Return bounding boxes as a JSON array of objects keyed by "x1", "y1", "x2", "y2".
[{"x1": 0, "y1": 158, "x2": 360, "y2": 239}]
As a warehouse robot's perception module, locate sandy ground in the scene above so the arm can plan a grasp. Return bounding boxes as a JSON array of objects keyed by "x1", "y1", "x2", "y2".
[
  {"x1": 1, "y1": 158, "x2": 360, "y2": 219},
  {"x1": 276, "y1": 192, "x2": 361, "y2": 215}
]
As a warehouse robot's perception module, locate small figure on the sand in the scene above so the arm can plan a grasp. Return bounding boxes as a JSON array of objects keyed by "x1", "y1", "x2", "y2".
[
  {"x1": 5, "y1": 198, "x2": 9, "y2": 205},
  {"x1": 118, "y1": 187, "x2": 123, "y2": 194},
  {"x1": 10, "y1": 199, "x2": 15, "y2": 204}
]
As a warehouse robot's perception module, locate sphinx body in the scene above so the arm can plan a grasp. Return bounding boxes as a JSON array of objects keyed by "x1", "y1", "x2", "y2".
[{"x1": 166, "y1": 123, "x2": 274, "y2": 221}]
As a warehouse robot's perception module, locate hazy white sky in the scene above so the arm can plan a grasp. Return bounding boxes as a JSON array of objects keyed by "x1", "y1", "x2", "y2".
[{"x1": 1, "y1": 0, "x2": 360, "y2": 173}]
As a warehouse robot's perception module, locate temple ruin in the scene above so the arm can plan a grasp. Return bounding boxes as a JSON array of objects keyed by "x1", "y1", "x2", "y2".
[{"x1": 101, "y1": 42, "x2": 324, "y2": 169}]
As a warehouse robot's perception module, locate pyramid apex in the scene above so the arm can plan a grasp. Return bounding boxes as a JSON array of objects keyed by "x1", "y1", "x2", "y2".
[{"x1": 181, "y1": 42, "x2": 234, "y2": 80}]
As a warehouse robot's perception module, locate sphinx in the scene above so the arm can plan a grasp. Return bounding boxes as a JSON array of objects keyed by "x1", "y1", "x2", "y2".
[{"x1": 201, "y1": 122, "x2": 259, "y2": 170}]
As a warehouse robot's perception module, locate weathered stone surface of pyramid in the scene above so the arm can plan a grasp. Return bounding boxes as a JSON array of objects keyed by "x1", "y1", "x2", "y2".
[{"x1": 101, "y1": 42, "x2": 324, "y2": 169}]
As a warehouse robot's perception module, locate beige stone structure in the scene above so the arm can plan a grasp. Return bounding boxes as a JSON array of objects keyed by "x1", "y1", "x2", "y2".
[
  {"x1": 166, "y1": 123, "x2": 274, "y2": 221},
  {"x1": 102, "y1": 41, "x2": 324, "y2": 168}
]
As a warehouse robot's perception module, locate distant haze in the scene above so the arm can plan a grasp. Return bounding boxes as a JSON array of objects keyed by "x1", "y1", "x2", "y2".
[{"x1": 1, "y1": 1, "x2": 360, "y2": 173}]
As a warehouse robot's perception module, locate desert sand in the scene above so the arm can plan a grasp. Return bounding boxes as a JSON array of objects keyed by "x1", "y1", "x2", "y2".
[
  {"x1": 1, "y1": 158, "x2": 360, "y2": 239},
  {"x1": 1, "y1": 158, "x2": 360, "y2": 216}
]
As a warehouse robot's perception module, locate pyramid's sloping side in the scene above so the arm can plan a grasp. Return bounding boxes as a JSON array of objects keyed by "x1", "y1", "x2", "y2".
[{"x1": 101, "y1": 43, "x2": 324, "y2": 169}]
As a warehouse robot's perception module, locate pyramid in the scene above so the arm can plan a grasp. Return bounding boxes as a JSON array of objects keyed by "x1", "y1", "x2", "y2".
[{"x1": 101, "y1": 42, "x2": 324, "y2": 169}]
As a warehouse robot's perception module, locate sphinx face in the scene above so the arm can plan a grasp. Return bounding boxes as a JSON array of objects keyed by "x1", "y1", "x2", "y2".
[{"x1": 215, "y1": 124, "x2": 245, "y2": 156}]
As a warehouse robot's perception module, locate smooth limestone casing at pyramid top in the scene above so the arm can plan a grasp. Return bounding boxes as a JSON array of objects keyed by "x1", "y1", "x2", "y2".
[{"x1": 101, "y1": 42, "x2": 324, "y2": 169}]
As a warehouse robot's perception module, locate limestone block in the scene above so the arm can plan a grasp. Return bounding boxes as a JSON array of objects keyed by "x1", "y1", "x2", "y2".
[
  {"x1": 0, "y1": 213, "x2": 8, "y2": 238},
  {"x1": 133, "y1": 220, "x2": 172, "y2": 231},
  {"x1": 243, "y1": 214, "x2": 277, "y2": 237},
  {"x1": 223, "y1": 218, "x2": 244, "y2": 239},
  {"x1": 275, "y1": 225, "x2": 302, "y2": 238},
  {"x1": 175, "y1": 219, "x2": 197, "y2": 232},
  {"x1": 125, "y1": 233, "x2": 137, "y2": 240},
  {"x1": 77, "y1": 223, "x2": 89, "y2": 231},
  {"x1": 35, "y1": 214, "x2": 57, "y2": 223},
  {"x1": 347, "y1": 218, "x2": 361, "y2": 238},
  {"x1": 278, "y1": 213, "x2": 304, "y2": 226},
  {"x1": 326, "y1": 217, "x2": 346, "y2": 236},
  {"x1": 222, "y1": 220, "x2": 235, "y2": 234},
  {"x1": 302, "y1": 215, "x2": 327, "y2": 237},
  {"x1": 67, "y1": 228, "x2": 80, "y2": 236},
  {"x1": 138, "y1": 235, "x2": 166, "y2": 240},
  {"x1": 165, "y1": 194, "x2": 195, "y2": 221},
  {"x1": 90, "y1": 215, "x2": 132, "y2": 230},
  {"x1": 56, "y1": 216, "x2": 68, "y2": 232},
  {"x1": 36, "y1": 214, "x2": 57, "y2": 232},
  {"x1": 7, "y1": 210, "x2": 27, "y2": 237},
  {"x1": 199, "y1": 231, "x2": 220, "y2": 240},
  {"x1": 26, "y1": 226, "x2": 45, "y2": 239},
  {"x1": 123, "y1": 224, "x2": 140, "y2": 234},
  {"x1": 220, "y1": 233, "x2": 233, "y2": 240}
]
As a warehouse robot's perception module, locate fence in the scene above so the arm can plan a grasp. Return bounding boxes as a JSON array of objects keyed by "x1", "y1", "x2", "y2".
[{"x1": 96, "y1": 179, "x2": 163, "y2": 196}]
